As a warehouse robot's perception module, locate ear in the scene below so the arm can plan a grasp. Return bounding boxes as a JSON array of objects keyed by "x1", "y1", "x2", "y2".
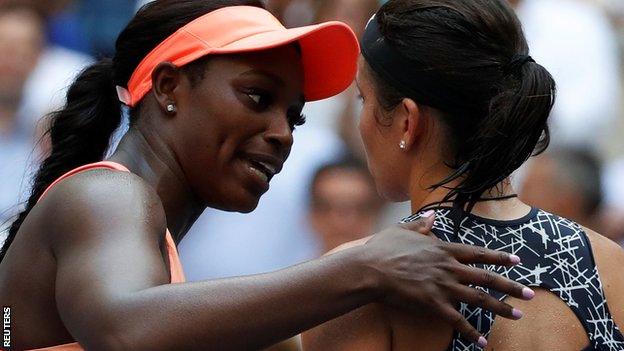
[
  {"x1": 151, "y1": 62, "x2": 183, "y2": 115},
  {"x1": 396, "y1": 98, "x2": 422, "y2": 151}
]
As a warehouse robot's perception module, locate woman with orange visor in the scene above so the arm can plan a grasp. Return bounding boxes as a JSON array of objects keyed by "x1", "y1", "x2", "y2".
[{"x1": 0, "y1": 1, "x2": 534, "y2": 350}]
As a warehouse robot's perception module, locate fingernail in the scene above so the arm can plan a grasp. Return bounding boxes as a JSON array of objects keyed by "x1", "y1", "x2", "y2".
[
  {"x1": 512, "y1": 308, "x2": 523, "y2": 319},
  {"x1": 522, "y1": 287, "x2": 535, "y2": 299},
  {"x1": 423, "y1": 210, "x2": 435, "y2": 218},
  {"x1": 478, "y1": 336, "x2": 488, "y2": 348},
  {"x1": 509, "y1": 254, "x2": 521, "y2": 264}
]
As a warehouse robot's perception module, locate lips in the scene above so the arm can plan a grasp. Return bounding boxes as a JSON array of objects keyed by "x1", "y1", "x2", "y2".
[
  {"x1": 243, "y1": 153, "x2": 283, "y2": 184},
  {"x1": 247, "y1": 160, "x2": 275, "y2": 182}
]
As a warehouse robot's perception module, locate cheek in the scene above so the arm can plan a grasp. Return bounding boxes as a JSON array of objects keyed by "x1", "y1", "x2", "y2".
[
  {"x1": 176, "y1": 90, "x2": 264, "y2": 209},
  {"x1": 358, "y1": 106, "x2": 407, "y2": 202},
  {"x1": 358, "y1": 104, "x2": 378, "y2": 160},
  {"x1": 358, "y1": 107, "x2": 391, "y2": 194}
]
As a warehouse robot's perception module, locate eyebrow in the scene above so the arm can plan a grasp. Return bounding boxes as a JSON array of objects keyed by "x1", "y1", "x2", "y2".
[
  {"x1": 242, "y1": 69, "x2": 305, "y2": 105},
  {"x1": 240, "y1": 69, "x2": 285, "y2": 87}
]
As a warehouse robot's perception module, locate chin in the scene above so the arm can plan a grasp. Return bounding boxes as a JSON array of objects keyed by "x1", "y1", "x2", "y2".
[
  {"x1": 203, "y1": 189, "x2": 262, "y2": 213},
  {"x1": 236, "y1": 201, "x2": 259, "y2": 213},
  {"x1": 219, "y1": 195, "x2": 262, "y2": 213}
]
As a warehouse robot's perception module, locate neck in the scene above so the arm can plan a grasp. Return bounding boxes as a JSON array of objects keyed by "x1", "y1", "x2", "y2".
[
  {"x1": 108, "y1": 126, "x2": 205, "y2": 244},
  {"x1": 409, "y1": 169, "x2": 531, "y2": 221}
]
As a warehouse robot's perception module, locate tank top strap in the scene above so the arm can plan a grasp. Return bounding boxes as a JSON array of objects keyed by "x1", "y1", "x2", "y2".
[
  {"x1": 25, "y1": 161, "x2": 185, "y2": 351},
  {"x1": 165, "y1": 228, "x2": 186, "y2": 283},
  {"x1": 36, "y1": 160, "x2": 185, "y2": 281},
  {"x1": 37, "y1": 161, "x2": 130, "y2": 203}
]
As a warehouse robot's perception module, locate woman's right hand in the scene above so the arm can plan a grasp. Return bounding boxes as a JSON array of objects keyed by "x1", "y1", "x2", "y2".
[{"x1": 359, "y1": 212, "x2": 533, "y2": 347}]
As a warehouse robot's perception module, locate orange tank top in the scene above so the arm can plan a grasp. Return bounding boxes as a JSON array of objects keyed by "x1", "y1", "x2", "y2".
[{"x1": 26, "y1": 161, "x2": 186, "y2": 351}]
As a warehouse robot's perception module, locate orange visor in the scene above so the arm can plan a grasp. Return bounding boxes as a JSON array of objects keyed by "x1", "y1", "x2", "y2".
[{"x1": 116, "y1": 5, "x2": 360, "y2": 107}]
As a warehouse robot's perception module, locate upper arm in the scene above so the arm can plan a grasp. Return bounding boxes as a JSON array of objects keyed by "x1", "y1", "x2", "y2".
[
  {"x1": 583, "y1": 227, "x2": 624, "y2": 328},
  {"x1": 302, "y1": 303, "x2": 391, "y2": 351},
  {"x1": 39, "y1": 170, "x2": 170, "y2": 348}
]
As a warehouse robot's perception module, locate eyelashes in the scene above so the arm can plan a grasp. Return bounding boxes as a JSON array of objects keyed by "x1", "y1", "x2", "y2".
[
  {"x1": 245, "y1": 88, "x2": 306, "y2": 131},
  {"x1": 289, "y1": 113, "x2": 306, "y2": 131},
  {"x1": 246, "y1": 89, "x2": 271, "y2": 108},
  {"x1": 248, "y1": 93, "x2": 262, "y2": 105}
]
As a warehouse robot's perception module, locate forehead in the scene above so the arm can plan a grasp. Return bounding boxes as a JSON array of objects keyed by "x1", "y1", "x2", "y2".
[
  {"x1": 206, "y1": 46, "x2": 304, "y2": 90},
  {"x1": 0, "y1": 10, "x2": 44, "y2": 41},
  {"x1": 317, "y1": 168, "x2": 373, "y2": 190}
]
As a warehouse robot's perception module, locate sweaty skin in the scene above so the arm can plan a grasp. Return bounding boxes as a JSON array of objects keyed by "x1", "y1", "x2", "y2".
[
  {"x1": 0, "y1": 46, "x2": 531, "y2": 350},
  {"x1": 302, "y1": 222, "x2": 624, "y2": 351}
]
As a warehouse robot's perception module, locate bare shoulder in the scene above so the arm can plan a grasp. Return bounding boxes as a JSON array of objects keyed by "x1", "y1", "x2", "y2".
[
  {"x1": 302, "y1": 303, "x2": 391, "y2": 351},
  {"x1": 582, "y1": 226, "x2": 624, "y2": 327},
  {"x1": 582, "y1": 226, "x2": 624, "y2": 262},
  {"x1": 487, "y1": 226, "x2": 624, "y2": 351},
  {"x1": 302, "y1": 236, "x2": 389, "y2": 351},
  {"x1": 34, "y1": 168, "x2": 167, "y2": 252}
]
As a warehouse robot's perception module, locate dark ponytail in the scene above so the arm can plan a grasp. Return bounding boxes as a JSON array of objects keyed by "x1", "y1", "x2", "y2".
[
  {"x1": 0, "y1": 0, "x2": 265, "y2": 262},
  {"x1": 368, "y1": 0, "x2": 556, "y2": 211},
  {"x1": 0, "y1": 59, "x2": 122, "y2": 262},
  {"x1": 450, "y1": 59, "x2": 555, "y2": 198}
]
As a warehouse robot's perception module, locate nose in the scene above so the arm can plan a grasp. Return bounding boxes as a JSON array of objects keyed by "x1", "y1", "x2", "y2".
[{"x1": 264, "y1": 113, "x2": 294, "y2": 153}]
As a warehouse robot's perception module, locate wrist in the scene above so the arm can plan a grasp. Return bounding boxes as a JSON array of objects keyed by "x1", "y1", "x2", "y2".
[{"x1": 339, "y1": 244, "x2": 385, "y2": 302}]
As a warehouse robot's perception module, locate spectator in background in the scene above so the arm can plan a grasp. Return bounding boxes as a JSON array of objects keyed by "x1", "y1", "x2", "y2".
[
  {"x1": 266, "y1": 0, "x2": 296, "y2": 24},
  {"x1": 1, "y1": 1, "x2": 93, "y2": 144},
  {"x1": 0, "y1": 3, "x2": 91, "y2": 241},
  {"x1": 303, "y1": 0, "x2": 379, "y2": 135},
  {"x1": 509, "y1": 0, "x2": 621, "y2": 152},
  {"x1": 315, "y1": 0, "x2": 379, "y2": 38},
  {"x1": 520, "y1": 148, "x2": 603, "y2": 232},
  {"x1": 0, "y1": 5, "x2": 46, "y2": 239},
  {"x1": 309, "y1": 158, "x2": 384, "y2": 253},
  {"x1": 602, "y1": 159, "x2": 624, "y2": 247},
  {"x1": 75, "y1": 0, "x2": 136, "y2": 56}
]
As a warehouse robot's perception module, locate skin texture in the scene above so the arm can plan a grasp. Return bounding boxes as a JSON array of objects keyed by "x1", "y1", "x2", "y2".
[
  {"x1": 0, "y1": 46, "x2": 534, "y2": 350},
  {"x1": 301, "y1": 60, "x2": 624, "y2": 351}
]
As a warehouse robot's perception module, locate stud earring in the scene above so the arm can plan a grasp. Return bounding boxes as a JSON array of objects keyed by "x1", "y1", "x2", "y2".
[
  {"x1": 166, "y1": 103, "x2": 177, "y2": 113},
  {"x1": 399, "y1": 140, "x2": 407, "y2": 150}
]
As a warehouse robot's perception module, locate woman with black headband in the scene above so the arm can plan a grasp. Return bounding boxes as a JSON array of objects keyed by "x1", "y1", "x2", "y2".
[
  {"x1": 303, "y1": 0, "x2": 624, "y2": 350},
  {"x1": 0, "y1": 1, "x2": 535, "y2": 350}
]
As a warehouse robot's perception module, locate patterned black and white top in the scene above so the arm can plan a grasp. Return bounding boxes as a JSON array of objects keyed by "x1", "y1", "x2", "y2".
[{"x1": 401, "y1": 207, "x2": 624, "y2": 351}]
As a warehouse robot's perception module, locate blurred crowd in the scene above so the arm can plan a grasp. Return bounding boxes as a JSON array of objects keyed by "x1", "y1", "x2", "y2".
[{"x1": 1, "y1": 0, "x2": 624, "y2": 340}]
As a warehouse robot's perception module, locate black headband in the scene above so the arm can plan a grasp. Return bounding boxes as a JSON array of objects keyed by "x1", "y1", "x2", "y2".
[
  {"x1": 361, "y1": 15, "x2": 534, "y2": 114},
  {"x1": 361, "y1": 15, "x2": 472, "y2": 112}
]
